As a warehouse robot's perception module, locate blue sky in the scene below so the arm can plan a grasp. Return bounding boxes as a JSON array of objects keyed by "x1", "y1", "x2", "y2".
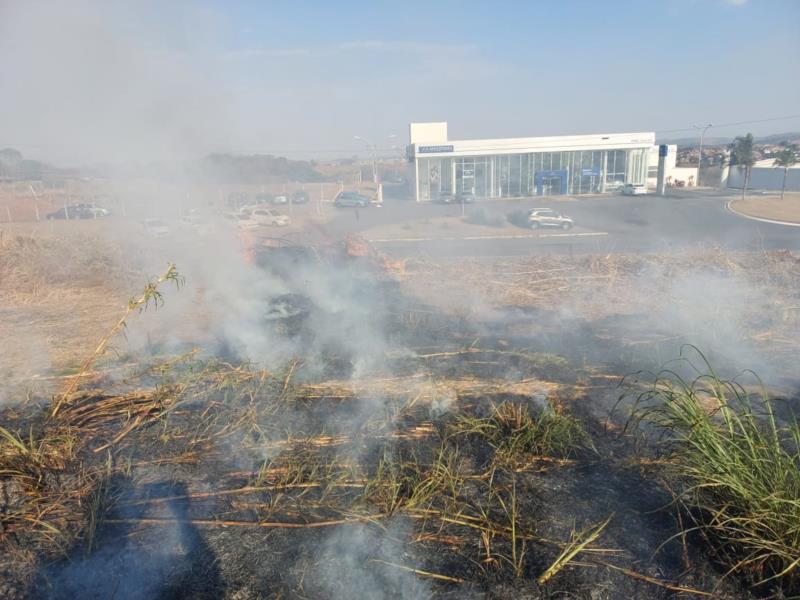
[{"x1": 2, "y1": 0, "x2": 799, "y2": 163}]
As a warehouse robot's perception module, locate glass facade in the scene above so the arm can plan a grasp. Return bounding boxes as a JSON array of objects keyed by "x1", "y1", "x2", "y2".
[{"x1": 415, "y1": 147, "x2": 649, "y2": 202}]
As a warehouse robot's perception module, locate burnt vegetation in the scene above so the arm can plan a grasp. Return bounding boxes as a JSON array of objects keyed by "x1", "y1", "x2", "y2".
[{"x1": 1, "y1": 236, "x2": 799, "y2": 599}]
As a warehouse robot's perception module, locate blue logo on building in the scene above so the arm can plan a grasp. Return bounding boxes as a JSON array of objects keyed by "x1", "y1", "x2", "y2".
[{"x1": 418, "y1": 145, "x2": 454, "y2": 154}]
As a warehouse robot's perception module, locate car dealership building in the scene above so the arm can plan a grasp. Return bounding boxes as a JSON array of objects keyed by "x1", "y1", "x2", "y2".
[{"x1": 407, "y1": 122, "x2": 655, "y2": 202}]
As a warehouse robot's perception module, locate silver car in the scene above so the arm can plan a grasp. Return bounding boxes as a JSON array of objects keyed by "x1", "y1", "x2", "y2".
[{"x1": 527, "y1": 208, "x2": 574, "y2": 230}]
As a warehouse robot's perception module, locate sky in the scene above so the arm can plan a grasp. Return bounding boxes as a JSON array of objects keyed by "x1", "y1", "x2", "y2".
[{"x1": 1, "y1": 0, "x2": 799, "y2": 165}]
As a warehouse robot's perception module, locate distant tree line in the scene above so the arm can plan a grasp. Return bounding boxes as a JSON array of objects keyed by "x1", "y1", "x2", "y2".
[
  {"x1": 196, "y1": 153, "x2": 327, "y2": 184},
  {"x1": 0, "y1": 148, "x2": 53, "y2": 180}
]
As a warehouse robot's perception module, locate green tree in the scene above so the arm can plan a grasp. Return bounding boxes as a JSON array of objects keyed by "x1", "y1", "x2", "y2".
[
  {"x1": 730, "y1": 133, "x2": 755, "y2": 200},
  {"x1": 773, "y1": 145, "x2": 797, "y2": 200}
]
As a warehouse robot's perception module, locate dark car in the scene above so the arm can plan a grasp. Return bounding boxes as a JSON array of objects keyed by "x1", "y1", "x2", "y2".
[
  {"x1": 436, "y1": 191, "x2": 455, "y2": 204},
  {"x1": 292, "y1": 190, "x2": 310, "y2": 204},
  {"x1": 45, "y1": 203, "x2": 99, "y2": 220},
  {"x1": 456, "y1": 191, "x2": 476, "y2": 204},
  {"x1": 334, "y1": 192, "x2": 370, "y2": 207}
]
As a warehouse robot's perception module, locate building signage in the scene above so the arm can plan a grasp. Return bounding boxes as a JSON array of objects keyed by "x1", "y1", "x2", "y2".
[
  {"x1": 418, "y1": 145, "x2": 454, "y2": 154},
  {"x1": 581, "y1": 167, "x2": 600, "y2": 176}
]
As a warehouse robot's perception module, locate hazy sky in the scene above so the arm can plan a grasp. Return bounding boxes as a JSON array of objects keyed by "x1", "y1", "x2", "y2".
[{"x1": 1, "y1": 0, "x2": 799, "y2": 165}]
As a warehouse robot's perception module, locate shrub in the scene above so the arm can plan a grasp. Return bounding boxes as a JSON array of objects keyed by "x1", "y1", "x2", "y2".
[{"x1": 464, "y1": 208, "x2": 507, "y2": 228}]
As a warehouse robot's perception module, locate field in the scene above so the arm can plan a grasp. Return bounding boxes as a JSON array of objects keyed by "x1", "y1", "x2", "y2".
[{"x1": 1, "y1": 224, "x2": 799, "y2": 599}]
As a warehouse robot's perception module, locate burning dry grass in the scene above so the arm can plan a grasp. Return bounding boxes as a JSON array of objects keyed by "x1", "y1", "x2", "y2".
[
  {"x1": 2, "y1": 242, "x2": 799, "y2": 597},
  {"x1": 0, "y1": 232, "x2": 129, "y2": 299},
  {"x1": 405, "y1": 247, "x2": 800, "y2": 315}
]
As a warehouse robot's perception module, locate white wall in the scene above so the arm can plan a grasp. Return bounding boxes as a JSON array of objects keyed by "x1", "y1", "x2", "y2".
[
  {"x1": 409, "y1": 122, "x2": 448, "y2": 144},
  {"x1": 647, "y1": 144, "x2": 680, "y2": 187},
  {"x1": 727, "y1": 166, "x2": 800, "y2": 191}
]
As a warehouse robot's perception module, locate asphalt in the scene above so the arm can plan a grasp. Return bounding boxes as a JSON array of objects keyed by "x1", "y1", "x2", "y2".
[{"x1": 326, "y1": 190, "x2": 800, "y2": 258}]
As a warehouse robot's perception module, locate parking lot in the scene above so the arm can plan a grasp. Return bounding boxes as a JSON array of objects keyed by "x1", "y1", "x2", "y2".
[{"x1": 325, "y1": 190, "x2": 800, "y2": 257}]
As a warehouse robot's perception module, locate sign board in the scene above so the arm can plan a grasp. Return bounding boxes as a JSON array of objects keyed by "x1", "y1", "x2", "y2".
[
  {"x1": 418, "y1": 145, "x2": 454, "y2": 154},
  {"x1": 581, "y1": 167, "x2": 600, "y2": 176}
]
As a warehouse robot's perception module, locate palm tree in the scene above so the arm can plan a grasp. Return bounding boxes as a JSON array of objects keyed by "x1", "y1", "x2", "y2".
[
  {"x1": 730, "y1": 133, "x2": 755, "y2": 200},
  {"x1": 773, "y1": 145, "x2": 797, "y2": 200}
]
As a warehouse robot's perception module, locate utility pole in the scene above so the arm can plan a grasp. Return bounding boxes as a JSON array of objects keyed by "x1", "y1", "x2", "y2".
[{"x1": 693, "y1": 123, "x2": 713, "y2": 187}]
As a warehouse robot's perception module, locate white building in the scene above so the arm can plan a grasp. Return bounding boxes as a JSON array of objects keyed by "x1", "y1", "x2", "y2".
[
  {"x1": 407, "y1": 122, "x2": 654, "y2": 202},
  {"x1": 645, "y1": 145, "x2": 698, "y2": 188}
]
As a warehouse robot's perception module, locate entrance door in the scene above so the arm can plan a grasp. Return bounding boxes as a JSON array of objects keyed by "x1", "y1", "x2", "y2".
[{"x1": 534, "y1": 169, "x2": 568, "y2": 195}]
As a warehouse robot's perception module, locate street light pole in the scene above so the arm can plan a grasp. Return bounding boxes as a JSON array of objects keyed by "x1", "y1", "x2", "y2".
[
  {"x1": 354, "y1": 135, "x2": 378, "y2": 184},
  {"x1": 693, "y1": 123, "x2": 713, "y2": 187}
]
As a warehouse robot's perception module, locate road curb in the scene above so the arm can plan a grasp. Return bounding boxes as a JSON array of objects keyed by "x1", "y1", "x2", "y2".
[{"x1": 725, "y1": 200, "x2": 800, "y2": 228}]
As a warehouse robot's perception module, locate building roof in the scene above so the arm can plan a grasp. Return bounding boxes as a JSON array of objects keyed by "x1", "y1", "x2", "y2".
[{"x1": 409, "y1": 122, "x2": 655, "y2": 158}]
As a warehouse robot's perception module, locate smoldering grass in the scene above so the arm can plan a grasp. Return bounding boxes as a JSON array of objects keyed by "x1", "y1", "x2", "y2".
[
  {"x1": 537, "y1": 515, "x2": 613, "y2": 585},
  {"x1": 448, "y1": 399, "x2": 594, "y2": 462},
  {"x1": 624, "y1": 353, "x2": 800, "y2": 589}
]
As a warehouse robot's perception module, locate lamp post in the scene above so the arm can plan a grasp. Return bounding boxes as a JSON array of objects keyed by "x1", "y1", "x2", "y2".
[
  {"x1": 693, "y1": 123, "x2": 713, "y2": 187},
  {"x1": 353, "y1": 135, "x2": 378, "y2": 184}
]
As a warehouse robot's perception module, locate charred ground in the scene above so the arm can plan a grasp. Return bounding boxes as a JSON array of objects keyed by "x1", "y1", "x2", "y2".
[{"x1": 1, "y1": 231, "x2": 799, "y2": 599}]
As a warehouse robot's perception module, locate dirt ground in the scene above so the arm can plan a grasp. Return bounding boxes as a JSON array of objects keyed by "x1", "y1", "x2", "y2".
[{"x1": 729, "y1": 192, "x2": 800, "y2": 224}]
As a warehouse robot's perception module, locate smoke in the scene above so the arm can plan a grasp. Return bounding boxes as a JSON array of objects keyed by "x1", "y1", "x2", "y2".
[
  {"x1": 306, "y1": 519, "x2": 431, "y2": 600},
  {"x1": 0, "y1": 1, "x2": 234, "y2": 166}
]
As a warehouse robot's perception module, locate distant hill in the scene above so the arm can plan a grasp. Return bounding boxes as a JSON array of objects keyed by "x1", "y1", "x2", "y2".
[
  {"x1": 658, "y1": 132, "x2": 800, "y2": 148},
  {"x1": 195, "y1": 153, "x2": 326, "y2": 184}
]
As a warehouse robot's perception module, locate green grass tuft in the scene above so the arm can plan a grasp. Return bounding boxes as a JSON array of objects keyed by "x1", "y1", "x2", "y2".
[{"x1": 627, "y1": 352, "x2": 800, "y2": 589}]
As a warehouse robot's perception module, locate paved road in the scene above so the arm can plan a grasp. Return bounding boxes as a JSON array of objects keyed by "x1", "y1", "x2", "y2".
[{"x1": 326, "y1": 191, "x2": 800, "y2": 257}]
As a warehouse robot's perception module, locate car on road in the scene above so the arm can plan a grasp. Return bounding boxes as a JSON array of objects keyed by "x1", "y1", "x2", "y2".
[
  {"x1": 622, "y1": 183, "x2": 647, "y2": 196},
  {"x1": 141, "y1": 219, "x2": 171, "y2": 237},
  {"x1": 527, "y1": 208, "x2": 574, "y2": 230},
  {"x1": 272, "y1": 195, "x2": 289, "y2": 205},
  {"x1": 245, "y1": 207, "x2": 290, "y2": 227},
  {"x1": 456, "y1": 191, "x2": 476, "y2": 204},
  {"x1": 292, "y1": 190, "x2": 310, "y2": 204},
  {"x1": 334, "y1": 192, "x2": 371, "y2": 207}
]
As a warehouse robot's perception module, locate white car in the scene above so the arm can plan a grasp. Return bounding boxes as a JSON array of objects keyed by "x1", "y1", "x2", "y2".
[
  {"x1": 622, "y1": 183, "x2": 647, "y2": 196},
  {"x1": 179, "y1": 215, "x2": 214, "y2": 235},
  {"x1": 223, "y1": 212, "x2": 260, "y2": 230},
  {"x1": 247, "y1": 207, "x2": 290, "y2": 227},
  {"x1": 140, "y1": 219, "x2": 171, "y2": 238},
  {"x1": 272, "y1": 195, "x2": 289, "y2": 205}
]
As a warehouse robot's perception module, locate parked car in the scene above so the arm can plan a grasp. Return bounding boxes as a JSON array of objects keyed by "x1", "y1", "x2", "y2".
[
  {"x1": 292, "y1": 190, "x2": 310, "y2": 204},
  {"x1": 46, "y1": 203, "x2": 108, "y2": 220},
  {"x1": 140, "y1": 219, "x2": 171, "y2": 237},
  {"x1": 179, "y1": 214, "x2": 214, "y2": 235},
  {"x1": 622, "y1": 183, "x2": 647, "y2": 196},
  {"x1": 223, "y1": 212, "x2": 260, "y2": 230},
  {"x1": 246, "y1": 207, "x2": 290, "y2": 227},
  {"x1": 456, "y1": 191, "x2": 476, "y2": 204},
  {"x1": 436, "y1": 191, "x2": 455, "y2": 204},
  {"x1": 272, "y1": 195, "x2": 289, "y2": 205},
  {"x1": 333, "y1": 192, "x2": 370, "y2": 208},
  {"x1": 227, "y1": 192, "x2": 251, "y2": 210},
  {"x1": 527, "y1": 208, "x2": 574, "y2": 230}
]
